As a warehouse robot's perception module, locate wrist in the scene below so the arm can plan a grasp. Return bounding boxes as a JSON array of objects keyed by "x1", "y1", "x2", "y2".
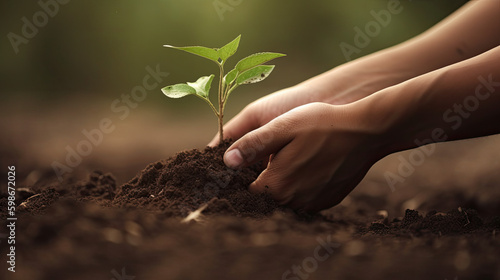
[
  {"x1": 358, "y1": 45, "x2": 500, "y2": 158},
  {"x1": 348, "y1": 78, "x2": 433, "y2": 159}
]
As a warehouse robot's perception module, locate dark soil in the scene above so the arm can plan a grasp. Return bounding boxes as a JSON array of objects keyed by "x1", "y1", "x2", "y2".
[
  {"x1": 112, "y1": 140, "x2": 279, "y2": 218},
  {"x1": 1, "y1": 142, "x2": 500, "y2": 280}
]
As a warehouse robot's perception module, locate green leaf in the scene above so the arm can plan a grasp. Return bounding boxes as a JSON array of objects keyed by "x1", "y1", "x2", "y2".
[
  {"x1": 163, "y1": 45, "x2": 219, "y2": 63},
  {"x1": 218, "y1": 35, "x2": 241, "y2": 63},
  {"x1": 161, "y1": 84, "x2": 196, "y2": 99},
  {"x1": 187, "y1": 75, "x2": 215, "y2": 99},
  {"x1": 236, "y1": 65, "x2": 275, "y2": 85},
  {"x1": 223, "y1": 68, "x2": 238, "y2": 86},
  {"x1": 235, "y1": 52, "x2": 285, "y2": 73},
  {"x1": 161, "y1": 75, "x2": 214, "y2": 99}
]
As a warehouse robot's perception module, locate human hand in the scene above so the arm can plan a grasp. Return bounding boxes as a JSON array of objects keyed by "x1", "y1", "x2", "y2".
[
  {"x1": 208, "y1": 84, "x2": 320, "y2": 147},
  {"x1": 222, "y1": 102, "x2": 383, "y2": 212}
]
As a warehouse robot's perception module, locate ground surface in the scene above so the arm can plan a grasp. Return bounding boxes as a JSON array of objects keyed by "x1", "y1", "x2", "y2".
[
  {"x1": 1, "y1": 143, "x2": 499, "y2": 280},
  {"x1": 1, "y1": 101, "x2": 500, "y2": 280}
]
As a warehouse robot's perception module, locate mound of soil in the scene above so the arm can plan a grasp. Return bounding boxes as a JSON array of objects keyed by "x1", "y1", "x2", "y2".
[
  {"x1": 7, "y1": 141, "x2": 279, "y2": 221},
  {"x1": 112, "y1": 140, "x2": 279, "y2": 218}
]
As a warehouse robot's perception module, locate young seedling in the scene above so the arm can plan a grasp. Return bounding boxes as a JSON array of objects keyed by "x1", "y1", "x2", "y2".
[{"x1": 161, "y1": 35, "x2": 285, "y2": 142}]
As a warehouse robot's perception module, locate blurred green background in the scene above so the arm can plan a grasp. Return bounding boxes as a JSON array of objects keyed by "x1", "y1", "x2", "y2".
[
  {"x1": 10, "y1": 0, "x2": 500, "y2": 193},
  {"x1": 1, "y1": 0, "x2": 468, "y2": 114}
]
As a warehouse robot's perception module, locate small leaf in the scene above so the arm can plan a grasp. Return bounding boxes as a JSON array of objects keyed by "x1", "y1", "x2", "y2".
[
  {"x1": 218, "y1": 35, "x2": 241, "y2": 63},
  {"x1": 223, "y1": 68, "x2": 238, "y2": 85},
  {"x1": 187, "y1": 75, "x2": 215, "y2": 99},
  {"x1": 235, "y1": 52, "x2": 285, "y2": 73},
  {"x1": 236, "y1": 65, "x2": 275, "y2": 85},
  {"x1": 163, "y1": 45, "x2": 219, "y2": 63},
  {"x1": 161, "y1": 84, "x2": 196, "y2": 99}
]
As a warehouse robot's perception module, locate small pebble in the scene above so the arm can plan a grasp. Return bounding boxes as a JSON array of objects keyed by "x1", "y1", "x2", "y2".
[
  {"x1": 103, "y1": 227, "x2": 123, "y2": 244},
  {"x1": 376, "y1": 210, "x2": 388, "y2": 219},
  {"x1": 125, "y1": 221, "x2": 142, "y2": 236}
]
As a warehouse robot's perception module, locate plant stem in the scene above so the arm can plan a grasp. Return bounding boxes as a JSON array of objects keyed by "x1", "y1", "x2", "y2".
[{"x1": 218, "y1": 64, "x2": 225, "y2": 143}]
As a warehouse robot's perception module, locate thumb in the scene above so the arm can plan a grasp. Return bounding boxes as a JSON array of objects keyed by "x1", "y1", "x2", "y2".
[{"x1": 223, "y1": 119, "x2": 292, "y2": 168}]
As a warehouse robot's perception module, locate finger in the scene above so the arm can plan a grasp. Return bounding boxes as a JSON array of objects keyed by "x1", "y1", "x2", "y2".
[
  {"x1": 223, "y1": 117, "x2": 293, "y2": 169},
  {"x1": 207, "y1": 134, "x2": 220, "y2": 147},
  {"x1": 207, "y1": 106, "x2": 260, "y2": 147},
  {"x1": 248, "y1": 147, "x2": 296, "y2": 205},
  {"x1": 248, "y1": 131, "x2": 327, "y2": 210}
]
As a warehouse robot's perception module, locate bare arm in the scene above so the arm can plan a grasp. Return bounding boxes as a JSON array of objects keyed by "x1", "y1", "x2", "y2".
[
  {"x1": 210, "y1": 0, "x2": 500, "y2": 146},
  {"x1": 360, "y1": 45, "x2": 500, "y2": 157},
  {"x1": 307, "y1": 0, "x2": 500, "y2": 104}
]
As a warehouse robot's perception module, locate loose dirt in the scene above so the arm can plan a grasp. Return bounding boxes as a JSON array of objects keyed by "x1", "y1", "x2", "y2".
[{"x1": 1, "y1": 142, "x2": 499, "y2": 280}]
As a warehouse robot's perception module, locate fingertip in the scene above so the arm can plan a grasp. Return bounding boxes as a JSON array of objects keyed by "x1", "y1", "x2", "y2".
[
  {"x1": 207, "y1": 138, "x2": 218, "y2": 147},
  {"x1": 248, "y1": 169, "x2": 273, "y2": 195},
  {"x1": 224, "y1": 149, "x2": 243, "y2": 168},
  {"x1": 248, "y1": 180, "x2": 266, "y2": 194}
]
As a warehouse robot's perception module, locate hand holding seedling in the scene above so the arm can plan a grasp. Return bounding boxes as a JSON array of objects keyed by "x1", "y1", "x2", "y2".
[
  {"x1": 223, "y1": 102, "x2": 385, "y2": 211},
  {"x1": 161, "y1": 35, "x2": 285, "y2": 142},
  {"x1": 214, "y1": 1, "x2": 500, "y2": 212}
]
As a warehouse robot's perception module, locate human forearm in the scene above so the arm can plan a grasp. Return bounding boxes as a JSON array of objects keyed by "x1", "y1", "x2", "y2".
[
  {"x1": 359, "y1": 45, "x2": 500, "y2": 157},
  {"x1": 301, "y1": 0, "x2": 500, "y2": 105},
  {"x1": 401, "y1": 0, "x2": 500, "y2": 64}
]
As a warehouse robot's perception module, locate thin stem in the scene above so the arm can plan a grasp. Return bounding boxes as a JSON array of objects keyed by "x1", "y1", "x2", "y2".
[{"x1": 217, "y1": 63, "x2": 225, "y2": 142}]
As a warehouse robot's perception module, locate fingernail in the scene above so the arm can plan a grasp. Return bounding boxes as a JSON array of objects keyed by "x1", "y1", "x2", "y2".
[{"x1": 224, "y1": 149, "x2": 243, "y2": 168}]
